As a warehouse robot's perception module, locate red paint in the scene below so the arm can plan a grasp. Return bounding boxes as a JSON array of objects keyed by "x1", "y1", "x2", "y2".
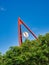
[{"x1": 18, "y1": 17, "x2": 38, "y2": 46}]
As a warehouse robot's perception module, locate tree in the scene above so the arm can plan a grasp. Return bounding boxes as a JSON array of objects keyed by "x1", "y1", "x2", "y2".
[
  {"x1": 0, "y1": 33, "x2": 49, "y2": 65},
  {"x1": 0, "y1": 52, "x2": 3, "y2": 65}
]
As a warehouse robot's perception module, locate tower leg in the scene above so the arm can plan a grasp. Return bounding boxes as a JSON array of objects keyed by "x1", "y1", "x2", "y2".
[{"x1": 18, "y1": 18, "x2": 22, "y2": 46}]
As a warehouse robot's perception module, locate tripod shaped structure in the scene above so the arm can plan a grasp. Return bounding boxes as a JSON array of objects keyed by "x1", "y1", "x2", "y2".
[{"x1": 18, "y1": 17, "x2": 38, "y2": 46}]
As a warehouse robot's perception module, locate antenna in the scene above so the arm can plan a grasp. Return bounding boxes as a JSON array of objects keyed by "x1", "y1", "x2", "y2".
[{"x1": 18, "y1": 17, "x2": 38, "y2": 46}]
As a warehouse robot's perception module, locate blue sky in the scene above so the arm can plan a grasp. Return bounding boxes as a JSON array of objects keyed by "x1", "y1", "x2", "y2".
[{"x1": 0, "y1": 0, "x2": 49, "y2": 54}]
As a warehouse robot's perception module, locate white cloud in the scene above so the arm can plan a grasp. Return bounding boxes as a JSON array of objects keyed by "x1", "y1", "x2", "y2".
[{"x1": 0, "y1": 7, "x2": 6, "y2": 11}]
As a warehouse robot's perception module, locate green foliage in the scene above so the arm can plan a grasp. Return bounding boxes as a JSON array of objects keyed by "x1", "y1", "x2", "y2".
[{"x1": 0, "y1": 33, "x2": 49, "y2": 65}]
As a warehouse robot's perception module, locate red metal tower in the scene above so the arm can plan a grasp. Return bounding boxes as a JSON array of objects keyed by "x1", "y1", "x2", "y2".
[{"x1": 18, "y1": 17, "x2": 38, "y2": 46}]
